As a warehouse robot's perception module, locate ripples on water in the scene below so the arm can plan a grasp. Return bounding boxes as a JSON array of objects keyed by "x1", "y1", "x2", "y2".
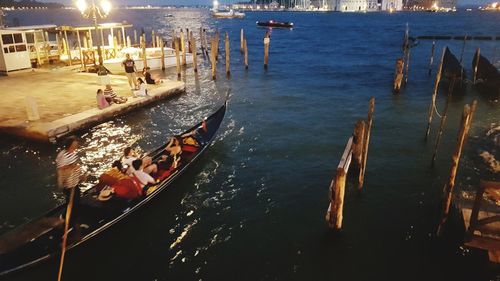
[{"x1": 0, "y1": 8, "x2": 499, "y2": 281}]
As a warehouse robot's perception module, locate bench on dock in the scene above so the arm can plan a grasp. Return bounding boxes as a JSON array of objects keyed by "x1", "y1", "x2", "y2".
[{"x1": 461, "y1": 180, "x2": 500, "y2": 263}]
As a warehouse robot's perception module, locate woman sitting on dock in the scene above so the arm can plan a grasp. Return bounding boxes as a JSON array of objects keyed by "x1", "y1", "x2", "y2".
[
  {"x1": 96, "y1": 89, "x2": 110, "y2": 110},
  {"x1": 134, "y1": 78, "x2": 149, "y2": 97},
  {"x1": 103, "y1": 85, "x2": 128, "y2": 104}
]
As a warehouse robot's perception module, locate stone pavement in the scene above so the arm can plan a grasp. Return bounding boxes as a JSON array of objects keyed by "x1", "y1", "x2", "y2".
[{"x1": 0, "y1": 68, "x2": 185, "y2": 142}]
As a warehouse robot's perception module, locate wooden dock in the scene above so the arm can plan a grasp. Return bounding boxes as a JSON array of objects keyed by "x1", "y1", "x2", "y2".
[
  {"x1": 460, "y1": 181, "x2": 500, "y2": 263},
  {"x1": 0, "y1": 70, "x2": 185, "y2": 142}
]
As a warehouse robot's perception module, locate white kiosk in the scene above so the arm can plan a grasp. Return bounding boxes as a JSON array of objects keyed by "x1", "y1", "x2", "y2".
[{"x1": 0, "y1": 29, "x2": 32, "y2": 74}]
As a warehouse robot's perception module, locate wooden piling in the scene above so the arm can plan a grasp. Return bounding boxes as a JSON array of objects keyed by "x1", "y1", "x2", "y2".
[
  {"x1": 225, "y1": 32, "x2": 230, "y2": 77},
  {"x1": 189, "y1": 31, "x2": 194, "y2": 53},
  {"x1": 459, "y1": 35, "x2": 467, "y2": 64},
  {"x1": 174, "y1": 37, "x2": 181, "y2": 79},
  {"x1": 404, "y1": 46, "x2": 411, "y2": 84},
  {"x1": 244, "y1": 38, "x2": 248, "y2": 70},
  {"x1": 473, "y1": 48, "x2": 480, "y2": 84},
  {"x1": 431, "y1": 79, "x2": 455, "y2": 166},
  {"x1": 437, "y1": 100, "x2": 477, "y2": 236},
  {"x1": 215, "y1": 31, "x2": 220, "y2": 61},
  {"x1": 359, "y1": 97, "x2": 375, "y2": 190},
  {"x1": 326, "y1": 137, "x2": 353, "y2": 229},
  {"x1": 64, "y1": 30, "x2": 72, "y2": 66},
  {"x1": 151, "y1": 30, "x2": 155, "y2": 47},
  {"x1": 160, "y1": 37, "x2": 165, "y2": 70},
  {"x1": 134, "y1": 30, "x2": 138, "y2": 45},
  {"x1": 425, "y1": 47, "x2": 446, "y2": 140},
  {"x1": 428, "y1": 41, "x2": 435, "y2": 75},
  {"x1": 264, "y1": 31, "x2": 270, "y2": 69},
  {"x1": 352, "y1": 120, "x2": 366, "y2": 169},
  {"x1": 240, "y1": 28, "x2": 244, "y2": 54},
  {"x1": 211, "y1": 36, "x2": 217, "y2": 80},
  {"x1": 141, "y1": 34, "x2": 147, "y2": 68},
  {"x1": 113, "y1": 36, "x2": 118, "y2": 57},
  {"x1": 191, "y1": 34, "x2": 198, "y2": 73},
  {"x1": 181, "y1": 30, "x2": 187, "y2": 66}
]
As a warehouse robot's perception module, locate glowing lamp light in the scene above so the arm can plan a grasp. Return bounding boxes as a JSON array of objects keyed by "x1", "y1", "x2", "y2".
[
  {"x1": 213, "y1": 0, "x2": 219, "y2": 7},
  {"x1": 76, "y1": 0, "x2": 87, "y2": 13},
  {"x1": 100, "y1": 0, "x2": 112, "y2": 15},
  {"x1": 492, "y1": 2, "x2": 498, "y2": 8}
]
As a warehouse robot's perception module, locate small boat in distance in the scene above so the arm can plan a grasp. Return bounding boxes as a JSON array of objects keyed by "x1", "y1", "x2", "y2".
[
  {"x1": 257, "y1": 20, "x2": 294, "y2": 28},
  {"x1": 212, "y1": 9, "x2": 245, "y2": 19},
  {"x1": 164, "y1": 14, "x2": 173, "y2": 17}
]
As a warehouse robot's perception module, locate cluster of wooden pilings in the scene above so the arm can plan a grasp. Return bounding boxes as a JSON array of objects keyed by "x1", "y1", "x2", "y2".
[
  {"x1": 155, "y1": 27, "x2": 271, "y2": 80},
  {"x1": 325, "y1": 97, "x2": 375, "y2": 230}
]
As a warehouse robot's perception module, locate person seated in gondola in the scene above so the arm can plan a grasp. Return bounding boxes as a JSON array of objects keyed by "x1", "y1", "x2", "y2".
[
  {"x1": 121, "y1": 147, "x2": 158, "y2": 176},
  {"x1": 155, "y1": 154, "x2": 180, "y2": 181},
  {"x1": 165, "y1": 136, "x2": 183, "y2": 157},
  {"x1": 131, "y1": 159, "x2": 157, "y2": 190},
  {"x1": 180, "y1": 119, "x2": 209, "y2": 150},
  {"x1": 96, "y1": 160, "x2": 128, "y2": 192}
]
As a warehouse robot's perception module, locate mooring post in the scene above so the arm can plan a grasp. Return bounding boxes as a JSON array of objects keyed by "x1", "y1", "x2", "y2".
[
  {"x1": 473, "y1": 48, "x2": 480, "y2": 84},
  {"x1": 180, "y1": 30, "x2": 187, "y2": 66},
  {"x1": 328, "y1": 167, "x2": 347, "y2": 229},
  {"x1": 160, "y1": 37, "x2": 165, "y2": 70},
  {"x1": 174, "y1": 36, "x2": 181, "y2": 79},
  {"x1": 404, "y1": 45, "x2": 411, "y2": 84},
  {"x1": 244, "y1": 37, "x2": 248, "y2": 70},
  {"x1": 141, "y1": 34, "x2": 147, "y2": 68},
  {"x1": 359, "y1": 97, "x2": 374, "y2": 190},
  {"x1": 215, "y1": 31, "x2": 220, "y2": 61},
  {"x1": 437, "y1": 100, "x2": 477, "y2": 236},
  {"x1": 134, "y1": 29, "x2": 137, "y2": 45},
  {"x1": 188, "y1": 31, "x2": 193, "y2": 54},
  {"x1": 428, "y1": 41, "x2": 435, "y2": 75},
  {"x1": 425, "y1": 47, "x2": 446, "y2": 140},
  {"x1": 264, "y1": 31, "x2": 270, "y2": 69},
  {"x1": 353, "y1": 120, "x2": 366, "y2": 170},
  {"x1": 151, "y1": 30, "x2": 155, "y2": 47},
  {"x1": 191, "y1": 33, "x2": 198, "y2": 73},
  {"x1": 240, "y1": 28, "x2": 244, "y2": 54},
  {"x1": 431, "y1": 78, "x2": 455, "y2": 166},
  {"x1": 211, "y1": 36, "x2": 217, "y2": 80},
  {"x1": 225, "y1": 32, "x2": 230, "y2": 77}
]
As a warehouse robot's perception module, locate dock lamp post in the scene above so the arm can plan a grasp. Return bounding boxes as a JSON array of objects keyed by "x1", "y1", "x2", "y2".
[{"x1": 76, "y1": 0, "x2": 112, "y2": 65}]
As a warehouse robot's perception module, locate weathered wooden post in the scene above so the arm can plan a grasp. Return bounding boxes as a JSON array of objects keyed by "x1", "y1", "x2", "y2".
[
  {"x1": 225, "y1": 32, "x2": 230, "y2": 77},
  {"x1": 326, "y1": 137, "x2": 353, "y2": 229},
  {"x1": 64, "y1": 30, "x2": 72, "y2": 66},
  {"x1": 189, "y1": 31, "x2": 194, "y2": 53},
  {"x1": 240, "y1": 28, "x2": 244, "y2": 54},
  {"x1": 437, "y1": 100, "x2": 477, "y2": 236},
  {"x1": 431, "y1": 78, "x2": 456, "y2": 166},
  {"x1": 215, "y1": 31, "x2": 220, "y2": 61},
  {"x1": 181, "y1": 30, "x2": 187, "y2": 66},
  {"x1": 134, "y1": 30, "x2": 138, "y2": 45},
  {"x1": 151, "y1": 30, "x2": 155, "y2": 47},
  {"x1": 264, "y1": 31, "x2": 270, "y2": 69},
  {"x1": 352, "y1": 120, "x2": 366, "y2": 169},
  {"x1": 473, "y1": 48, "x2": 480, "y2": 84},
  {"x1": 425, "y1": 47, "x2": 446, "y2": 140},
  {"x1": 359, "y1": 97, "x2": 375, "y2": 190},
  {"x1": 141, "y1": 34, "x2": 147, "y2": 68},
  {"x1": 211, "y1": 36, "x2": 217, "y2": 80},
  {"x1": 113, "y1": 36, "x2": 118, "y2": 57},
  {"x1": 160, "y1": 37, "x2": 165, "y2": 70},
  {"x1": 191, "y1": 33, "x2": 198, "y2": 73},
  {"x1": 174, "y1": 36, "x2": 181, "y2": 79},
  {"x1": 404, "y1": 45, "x2": 411, "y2": 84},
  {"x1": 244, "y1": 38, "x2": 248, "y2": 70},
  {"x1": 428, "y1": 41, "x2": 435, "y2": 75}
]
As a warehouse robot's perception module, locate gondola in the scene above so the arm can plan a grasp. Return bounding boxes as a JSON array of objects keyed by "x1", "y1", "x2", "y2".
[
  {"x1": 0, "y1": 101, "x2": 227, "y2": 276},
  {"x1": 441, "y1": 47, "x2": 466, "y2": 93},
  {"x1": 256, "y1": 20, "x2": 294, "y2": 29},
  {"x1": 472, "y1": 49, "x2": 500, "y2": 99}
]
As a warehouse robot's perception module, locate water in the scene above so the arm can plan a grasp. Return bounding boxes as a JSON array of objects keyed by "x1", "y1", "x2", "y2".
[{"x1": 1, "y1": 9, "x2": 500, "y2": 281}]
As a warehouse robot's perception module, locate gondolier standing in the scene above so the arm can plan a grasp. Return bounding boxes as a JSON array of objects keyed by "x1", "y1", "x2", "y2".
[{"x1": 56, "y1": 136, "x2": 87, "y2": 226}]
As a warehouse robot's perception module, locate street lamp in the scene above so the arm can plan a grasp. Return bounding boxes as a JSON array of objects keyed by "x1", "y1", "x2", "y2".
[{"x1": 76, "y1": 0, "x2": 112, "y2": 65}]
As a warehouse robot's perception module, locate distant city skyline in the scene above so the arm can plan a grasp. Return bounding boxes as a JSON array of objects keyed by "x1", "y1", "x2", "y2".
[{"x1": 36, "y1": 0, "x2": 494, "y2": 7}]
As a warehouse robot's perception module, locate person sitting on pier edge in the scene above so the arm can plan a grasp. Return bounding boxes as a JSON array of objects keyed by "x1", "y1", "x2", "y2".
[
  {"x1": 143, "y1": 67, "x2": 162, "y2": 85},
  {"x1": 131, "y1": 159, "x2": 157, "y2": 190},
  {"x1": 122, "y1": 53, "x2": 138, "y2": 90},
  {"x1": 134, "y1": 78, "x2": 148, "y2": 98},
  {"x1": 96, "y1": 89, "x2": 110, "y2": 110},
  {"x1": 103, "y1": 84, "x2": 128, "y2": 104}
]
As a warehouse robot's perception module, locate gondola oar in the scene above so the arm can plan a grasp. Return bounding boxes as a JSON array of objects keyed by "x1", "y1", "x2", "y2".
[{"x1": 57, "y1": 187, "x2": 76, "y2": 281}]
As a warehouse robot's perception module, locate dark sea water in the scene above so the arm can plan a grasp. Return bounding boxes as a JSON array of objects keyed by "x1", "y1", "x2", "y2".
[{"x1": 1, "y1": 8, "x2": 499, "y2": 281}]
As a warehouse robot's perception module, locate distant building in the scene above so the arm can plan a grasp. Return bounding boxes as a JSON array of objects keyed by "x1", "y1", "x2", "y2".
[
  {"x1": 405, "y1": 0, "x2": 457, "y2": 9},
  {"x1": 329, "y1": 0, "x2": 402, "y2": 11}
]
